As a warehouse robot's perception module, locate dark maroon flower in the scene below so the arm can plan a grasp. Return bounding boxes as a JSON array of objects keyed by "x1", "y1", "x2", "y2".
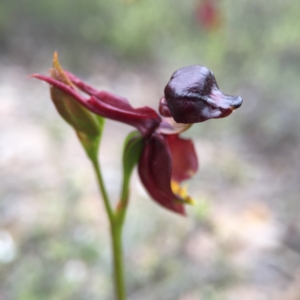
[{"x1": 34, "y1": 55, "x2": 242, "y2": 215}]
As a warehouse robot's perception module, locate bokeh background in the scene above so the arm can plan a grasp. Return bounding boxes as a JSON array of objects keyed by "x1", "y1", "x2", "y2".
[{"x1": 1, "y1": 0, "x2": 300, "y2": 299}]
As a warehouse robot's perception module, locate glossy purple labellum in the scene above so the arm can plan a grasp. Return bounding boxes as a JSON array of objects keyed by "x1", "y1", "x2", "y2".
[{"x1": 164, "y1": 65, "x2": 243, "y2": 123}]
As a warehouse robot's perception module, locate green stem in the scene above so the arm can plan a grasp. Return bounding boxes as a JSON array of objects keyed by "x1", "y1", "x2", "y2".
[
  {"x1": 91, "y1": 158, "x2": 114, "y2": 224},
  {"x1": 91, "y1": 158, "x2": 126, "y2": 300},
  {"x1": 111, "y1": 222, "x2": 126, "y2": 300},
  {"x1": 117, "y1": 178, "x2": 130, "y2": 227}
]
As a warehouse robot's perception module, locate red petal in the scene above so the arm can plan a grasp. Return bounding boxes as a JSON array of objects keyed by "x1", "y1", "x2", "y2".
[
  {"x1": 166, "y1": 134, "x2": 199, "y2": 182},
  {"x1": 138, "y1": 133, "x2": 185, "y2": 215},
  {"x1": 33, "y1": 74, "x2": 161, "y2": 137}
]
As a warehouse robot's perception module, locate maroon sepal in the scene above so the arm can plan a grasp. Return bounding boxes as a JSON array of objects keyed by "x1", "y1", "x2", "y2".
[
  {"x1": 33, "y1": 74, "x2": 161, "y2": 137},
  {"x1": 138, "y1": 132, "x2": 185, "y2": 215},
  {"x1": 166, "y1": 134, "x2": 198, "y2": 182}
]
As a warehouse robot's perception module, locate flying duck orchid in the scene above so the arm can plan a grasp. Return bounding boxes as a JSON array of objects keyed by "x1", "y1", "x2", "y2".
[{"x1": 33, "y1": 53, "x2": 242, "y2": 215}]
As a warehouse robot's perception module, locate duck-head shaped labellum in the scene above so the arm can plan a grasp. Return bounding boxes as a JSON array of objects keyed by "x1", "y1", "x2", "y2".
[{"x1": 164, "y1": 65, "x2": 243, "y2": 123}]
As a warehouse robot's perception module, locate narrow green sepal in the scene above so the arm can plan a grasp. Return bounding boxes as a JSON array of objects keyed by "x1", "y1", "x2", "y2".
[
  {"x1": 123, "y1": 131, "x2": 144, "y2": 187},
  {"x1": 117, "y1": 131, "x2": 144, "y2": 220}
]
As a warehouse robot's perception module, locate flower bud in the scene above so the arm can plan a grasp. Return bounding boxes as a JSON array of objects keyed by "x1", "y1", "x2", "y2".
[
  {"x1": 47, "y1": 52, "x2": 104, "y2": 160},
  {"x1": 50, "y1": 52, "x2": 101, "y2": 138},
  {"x1": 164, "y1": 65, "x2": 242, "y2": 123}
]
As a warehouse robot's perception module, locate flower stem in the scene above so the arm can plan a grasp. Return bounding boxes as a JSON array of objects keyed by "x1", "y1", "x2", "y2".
[
  {"x1": 116, "y1": 177, "x2": 130, "y2": 227},
  {"x1": 91, "y1": 158, "x2": 114, "y2": 224},
  {"x1": 91, "y1": 158, "x2": 126, "y2": 300},
  {"x1": 111, "y1": 221, "x2": 126, "y2": 300}
]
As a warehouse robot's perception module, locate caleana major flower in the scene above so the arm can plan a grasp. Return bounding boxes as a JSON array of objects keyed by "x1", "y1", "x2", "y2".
[{"x1": 33, "y1": 53, "x2": 242, "y2": 215}]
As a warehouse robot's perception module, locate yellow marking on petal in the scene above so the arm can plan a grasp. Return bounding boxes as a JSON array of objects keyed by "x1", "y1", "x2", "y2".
[
  {"x1": 185, "y1": 197, "x2": 196, "y2": 205},
  {"x1": 171, "y1": 180, "x2": 195, "y2": 205}
]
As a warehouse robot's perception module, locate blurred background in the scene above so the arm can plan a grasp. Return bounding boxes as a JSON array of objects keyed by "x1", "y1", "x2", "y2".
[{"x1": 1, "y1": 0, "x2": 300, "y2": 299}]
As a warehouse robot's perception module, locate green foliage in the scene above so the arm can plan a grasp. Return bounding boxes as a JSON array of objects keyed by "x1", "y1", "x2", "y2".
[{"x1": 0, "y1": 0, "x2": 217, "y2": 64}]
